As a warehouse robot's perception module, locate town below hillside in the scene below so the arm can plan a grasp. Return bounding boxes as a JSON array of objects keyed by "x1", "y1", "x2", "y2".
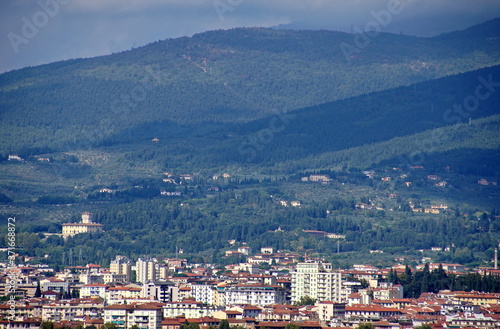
[{"x1": 3, "y1": 247, "x2": 500, "y2": 329}]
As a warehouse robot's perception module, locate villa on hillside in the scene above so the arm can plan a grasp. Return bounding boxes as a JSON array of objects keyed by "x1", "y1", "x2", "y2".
[{"x1": 62, "y1": 212, "x2": 103, "y2": 238}]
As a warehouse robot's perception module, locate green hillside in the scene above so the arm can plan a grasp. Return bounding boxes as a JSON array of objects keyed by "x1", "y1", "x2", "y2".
[
  {"x1": 0, "y1": 20, "x2": 499, "y2": 268},
  {"x1": 275, "y1": 114, "x2": 500, "y2": 173},
  {"x1": 2, "y1": 19, "x2": 500, "y2": 153},
  {"x1": 89, "y1": 65, "x2": 500, "y2": 171}
]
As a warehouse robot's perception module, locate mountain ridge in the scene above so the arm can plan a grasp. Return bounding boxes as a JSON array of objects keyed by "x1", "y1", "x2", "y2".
[{"x1": 2, "y1": 19, "x2": 500, "y2": 155}]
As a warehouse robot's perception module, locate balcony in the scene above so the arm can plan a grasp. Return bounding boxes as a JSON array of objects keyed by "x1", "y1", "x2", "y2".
[{"x1": 134, "y1": 317, "x2": 150, "y2": 323}]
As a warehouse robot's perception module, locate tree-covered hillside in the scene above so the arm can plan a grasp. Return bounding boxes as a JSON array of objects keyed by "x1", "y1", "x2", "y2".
[
  {"x1": 0, "y1": 20, "x2": 499, "y2": 268},
  {"x1": 1, "y1": 19, "x2": 500, "y2": 153},
  {"x1": 88, "y1": 65, "x2": 500, "y2": 170}
]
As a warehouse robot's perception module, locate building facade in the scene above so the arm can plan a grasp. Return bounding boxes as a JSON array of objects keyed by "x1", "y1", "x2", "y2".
[
  {"x1": 291, "y1": 262, "x2": 342, "y2": 303},
  {"x1": 62, "y1": 212, "x2": 103, "y2": 238},
  {"x1": 225, "y1": 284, "x2": 286, "y2": 307},
  {"x1": 104, "y1": 303, "x2": 163, "y2": 329},
  {"x1": 110, "y1": 256, "x2": 132, "y2": 283},
  {"x1": 141, "y1": 281, "x2": 179, "y2": 303},
  {"x1": 136, "y1": 259, "x2": 157, "y2": 284}
]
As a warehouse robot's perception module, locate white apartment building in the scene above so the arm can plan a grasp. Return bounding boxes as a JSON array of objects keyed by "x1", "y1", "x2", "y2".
[
  {"x1": 163, "y1": 300, "x2": 218, "y2": 318},
  {"x1": 191, "y1": 282, "x2": 216, "y2": 305},
  {"x1": 79, "y1": 283, "x2": 109, "y2": 299},
  {"x1": 291, "y1": 262, "x2": 342, "y2": 303},
  {"x1": 136, "y1": 258, "x2": 157, "y2": 284},
  {"x1": 225, "y1": 283, "x2": 286, "y2": 307},
  {"x1": 41, "y1": 299, "x2": 104, "y2": 322},
  {"x1": 105, "y1": 286, "x2": 142, "y2": 304},
  {"x1": 110, "y1": 256, "x2": 132, "y2": 283},
  {"x1": 104, "y1": 303, "x2": 163, "y2": 329}
]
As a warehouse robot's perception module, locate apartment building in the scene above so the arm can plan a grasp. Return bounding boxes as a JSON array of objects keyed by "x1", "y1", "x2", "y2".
[
  {"x1": 291, "y1": 262, "x2": 342, "y2": 303},
  {"x1": 104, "y1": 302, "x2": 163, "y2": 329},
  {"x1": 136, "y1": 259, "x2": 158, "y2": 284},
  {"x1": 225, "y1": 283, "x2": 287, "y2": 307}
]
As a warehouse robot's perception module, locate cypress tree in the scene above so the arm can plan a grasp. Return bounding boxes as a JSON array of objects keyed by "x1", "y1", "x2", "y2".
[{"x1": 34, "y1": 281, "x2": 42, "y2": 298}]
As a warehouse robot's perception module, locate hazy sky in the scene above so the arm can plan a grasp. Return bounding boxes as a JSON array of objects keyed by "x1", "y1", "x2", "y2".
[{"x1": 1, "y1": 0, "x2": 500, "y2": 73}]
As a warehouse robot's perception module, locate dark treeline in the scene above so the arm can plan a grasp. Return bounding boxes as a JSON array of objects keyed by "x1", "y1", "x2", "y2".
[{"x1": 388, "y1": 264, "x2": 500, "y2": 298}]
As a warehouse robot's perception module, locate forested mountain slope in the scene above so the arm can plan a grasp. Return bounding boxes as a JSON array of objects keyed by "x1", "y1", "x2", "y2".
[
  {"x1": 98, "y1": 65, "x2": 500, "y2": 169},
  {"x1": 1, "y1": 19, "x2": 500, "y2": 153}
]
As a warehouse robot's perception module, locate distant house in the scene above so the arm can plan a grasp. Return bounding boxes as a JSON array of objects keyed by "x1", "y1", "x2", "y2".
[
  {"x1": 363, "y1": 170, "x2": 376, "y2": 179},
  {"x1": 327, "y1": 233, "x2": 346, "y2": 239},
  {"x1": 308, "y1": 175, "x2": 331, "y2": 182},
  {"x1": 8, "y1": 155, "x2": 23, "y2": 161},
  {"x1": 238, "y1": 246, "x2": 252, "y2": 255},
  {"x1": 225, "y1": 250, "x2": 242, "y2": 257},
  {"x1": 161, "y1": 191, "x2": 182, "y2": 196},
  {"x1": 478, "y1": 178, "x2": 497, "y2": 186},
  {"x1": 429, "y1": 263, "x2": 465, "y2": 273},
  {"x1": 290, "y1": 201, "x2": 301, "y2": 207},
  {"x1": 435, "y1": 181, "x2": 447, "y2": 187},
  {"x1": 381, "y1": 177, "x2": 391, "y2": 182},
  {"x1": 41, "y1": 290, "x2": 62, "y2": 300},
  {"x1": 261, "y1": 247, "x2": 274, "y2": 254},
  {"x1": 424, "y1": 208, "x2": 440, "y2": 214},
  {"x1": 303, "y1": 230, "x2": 329, "y2": 238},
  {"x1": 356, "y1": 203, "x2": 375, "y2": 210},
  {"x1": 431, "y1": 204, "x2": 448, "y2": 209},
  {"x1": 427, "y1": 175, "x2": 441, "y2": 180}
]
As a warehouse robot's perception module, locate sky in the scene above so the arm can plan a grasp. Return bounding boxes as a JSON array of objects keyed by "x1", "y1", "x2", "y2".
[{"x1": 1, "y1": 0, "x2": 500, "y2": 74}]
